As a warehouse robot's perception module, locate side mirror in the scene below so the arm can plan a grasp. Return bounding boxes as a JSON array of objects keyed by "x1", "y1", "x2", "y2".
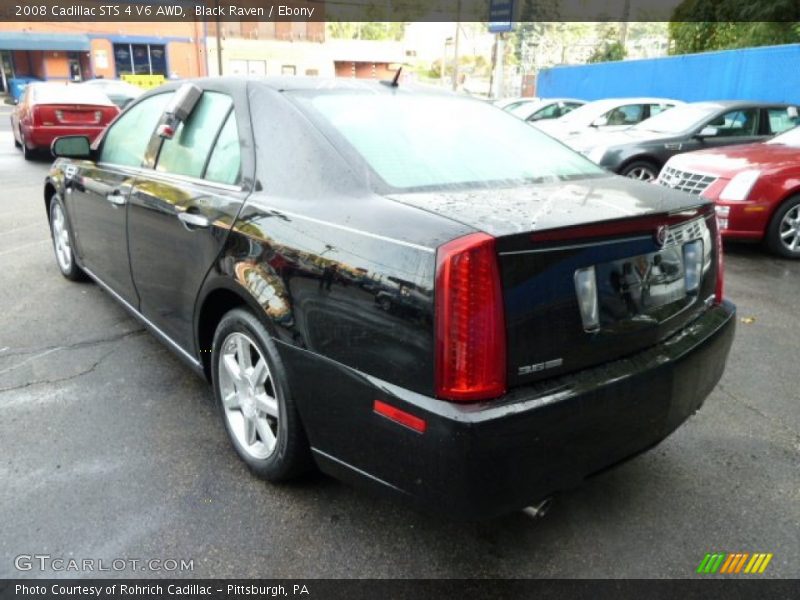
[
  {"x1": 591, "y1": 116, "x2": 608, "y2": 127},
  {"x1": 696, "y1": 126, "x2": 718, "y2": 138},
  {"x1": 51, "y1": 135, "x2": 91, "y2": 159},
  {"x1": 158, "y1": 83, "x2": 203, "y2": 139}
]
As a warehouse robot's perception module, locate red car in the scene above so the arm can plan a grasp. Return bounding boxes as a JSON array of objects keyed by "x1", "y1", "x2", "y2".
[
  {"x1": 11, "y1": 82, "x2": 119, "y2": 160},
  {"x1": 657, "y1": 124, "x2": 800, "y2": 258}
]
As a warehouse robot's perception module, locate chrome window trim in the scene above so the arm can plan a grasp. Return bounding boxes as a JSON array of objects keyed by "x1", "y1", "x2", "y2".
[{"x1": 96, "y1": 162, "x2": 245, "y2": 193}]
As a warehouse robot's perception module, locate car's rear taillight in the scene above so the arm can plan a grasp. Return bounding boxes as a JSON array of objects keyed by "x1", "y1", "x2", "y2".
[
  {"x1": 434, "y1": 232, "x2": 506, "y2": 402},
  {"x1": 714, "y1": 217, "x2": 724, "y2": 303},
  {"x1": 32, "y1": 106, "x2": 42, "y2": 126}
]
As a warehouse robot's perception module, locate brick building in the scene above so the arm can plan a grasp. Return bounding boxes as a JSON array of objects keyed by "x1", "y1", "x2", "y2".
[{"x1": 0, "y1": 22, "x2": 207, "y2": 93}]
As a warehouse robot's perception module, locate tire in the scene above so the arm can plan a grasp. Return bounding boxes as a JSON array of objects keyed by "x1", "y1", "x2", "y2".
[
  {"x1": 13, "y1": 125, "x2": 21, "y2": 148},
  {"x1": 621, "y1": 160, "x2": 659, "y2": 182},
  {"x1": 211, "y1": 308, "x2": 312, "y2": 481},
  {"x1": 765, "y1": 195, "x2": 800, "y2": 258},
  {"x1": 21, "y1": 131, "x2": 33, "y2": 161},
  {"x1": 49, "y1": 194, "x2": 86, "y2": 281}
]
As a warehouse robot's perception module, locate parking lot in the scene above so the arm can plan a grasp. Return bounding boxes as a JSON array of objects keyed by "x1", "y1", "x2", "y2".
[{"x1": 0, "y1": 108, "x2": 798, "y2": 579}]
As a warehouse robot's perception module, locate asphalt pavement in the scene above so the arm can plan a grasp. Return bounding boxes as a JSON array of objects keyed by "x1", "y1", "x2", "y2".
[{"x1": 0, "y1": 123, "x2": 797, "y2": 579}]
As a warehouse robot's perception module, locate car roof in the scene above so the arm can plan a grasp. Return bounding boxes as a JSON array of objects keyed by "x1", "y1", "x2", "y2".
[
  {"x1": 684, "y1": 100, "x2": 796, "y2": 109},
  {"x1": 154, "y1": 76, "x2": 469, "y2": 99}
]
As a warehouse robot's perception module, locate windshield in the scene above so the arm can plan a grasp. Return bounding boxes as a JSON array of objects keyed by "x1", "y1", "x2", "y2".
[
  {"x1": 31, "y1": 83, "x2": 113, "y2": 106},
  {"x1": 766, "y1": 124, "x2": 800, "y2": 146},
  {"x1": 508, "y1": 100, "x2": 546, "y2": 119},
  {"x1": 633, "y1": 104, "x2": 718, "y2": 134},
  {"x1": 295, "y1": 92, "x2": 604, "y2": 191},
  {"x1": 555, "y1": 100, "x2": 618, "y2": 125}
]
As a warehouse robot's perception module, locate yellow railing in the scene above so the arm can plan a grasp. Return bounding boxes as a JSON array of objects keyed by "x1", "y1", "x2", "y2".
[{"x1": 121, "y1": 74, "x2": 167, "y2": 89}]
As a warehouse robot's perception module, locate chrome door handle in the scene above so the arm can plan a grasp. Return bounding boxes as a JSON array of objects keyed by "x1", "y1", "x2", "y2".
[
  {"x1": 106, "y1": 190, "x2": 126, "y2": 206},
  {"x1": 177, "y1": 211, "x2": 211, "y2": 229}
]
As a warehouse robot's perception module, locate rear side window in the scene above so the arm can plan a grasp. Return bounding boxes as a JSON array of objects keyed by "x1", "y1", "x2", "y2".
[
  {"x1": 767, "y1": 107, "x2": 800, "y2": 134},
  {"x1": 100, "y1": 93, "x2": 172, "y2": 167},
  {"x1": 204, "y1": 111, "x2": 241, "y2": 185},
  {"x1": 156, "y1": 91, "x2": 233, "y2": 179},
  {"x1": 649, "y1": 103, "x2": 672, "y2": 117}
]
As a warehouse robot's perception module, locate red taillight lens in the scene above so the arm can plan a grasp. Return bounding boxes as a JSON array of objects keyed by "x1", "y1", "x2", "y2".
[
  {"x1": 714, "y1": 216, "x2": 724, "y2": 303},
  {"x1": 434, "y1": 232, "x2": 506, "y2": 402}
]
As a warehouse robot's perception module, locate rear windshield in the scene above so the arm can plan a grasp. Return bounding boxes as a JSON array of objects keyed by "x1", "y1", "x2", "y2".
[
  {"x1": 31, "y1": 84, "x2": 112, "y2": 106},
  {"x1": 292, "y1": 91, "x2": 604, "y2": 191}
]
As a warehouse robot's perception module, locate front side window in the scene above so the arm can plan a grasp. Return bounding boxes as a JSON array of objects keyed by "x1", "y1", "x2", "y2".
[
  {"x1": 605, "y1": 104, "x2": 644, "y2": 126},
  {"x1": 156, "y1": 91, "x2": 233, "y2": 179},
  {"x1": 708, "y1": 109, "x2": 758, "y2": 136},
  {"x1": 99, "y1": 92, "x2": 172, "y2": 167},
  {"x1": 294, "y1": 93, "x2": 604, "y2": 191}
]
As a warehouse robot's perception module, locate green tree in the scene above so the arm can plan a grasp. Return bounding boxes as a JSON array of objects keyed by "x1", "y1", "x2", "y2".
[
  {"x1": 587, "y1": 40, "x2": 627, "y2": 63},
  {"x1": 327, "y1": 23, "x2": 406, "y2": 41},
  {"x1": 668, "y1": 0, "x2": 800, "y2": 54}
]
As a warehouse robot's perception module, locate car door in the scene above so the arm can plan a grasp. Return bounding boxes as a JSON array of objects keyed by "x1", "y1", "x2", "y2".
[
  {"x1": 127, "y1": 89, "x2": 249, "y2": 354},
  {"x1": 696, "y1": 107, "x2": 766, "y2": 149},
  {"x1": 66, "y1": 92, "x2": 173, "y2": 305}
]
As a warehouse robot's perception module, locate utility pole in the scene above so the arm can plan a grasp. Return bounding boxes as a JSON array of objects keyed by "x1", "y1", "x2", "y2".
[
  {"x1": 451, "y1": 1, "x2": 461, "y2": 91},
  {"x1": 215, "y1": 0, "x2": 223, "y2": 76}
]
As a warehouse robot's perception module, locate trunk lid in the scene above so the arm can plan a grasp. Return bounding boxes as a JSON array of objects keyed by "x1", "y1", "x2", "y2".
[{"x1": 389, "y1": 175, "x2": 721, "y2": 388}]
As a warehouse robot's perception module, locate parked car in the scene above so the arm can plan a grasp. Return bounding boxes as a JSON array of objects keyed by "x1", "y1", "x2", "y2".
[
  {"x1": 573, "y1": 101, "x2": 800, "y2": 181},
  {"x1": 534, "y1": 97, "x2": 682, "y2": 140},
  {"x1": 656, "y1": 124, "x2": 800, "y2": 258},
  {"x1": 82, "y1": 78, "x2": 144, "y2": 109},
  {"x1": 11, "y1": 82, "x2": 119, "y2": 160},
  {"x1": 508, "y1": 98, "x2": 586, "y2": 122},
  {"x1": 44, "y1": 78, "x2": 734, "y2": 519}
]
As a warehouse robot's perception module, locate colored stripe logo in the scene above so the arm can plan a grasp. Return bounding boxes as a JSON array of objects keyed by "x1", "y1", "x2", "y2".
[{"x1": 697, "y1": 552, "x2": 773, "y2": 574}]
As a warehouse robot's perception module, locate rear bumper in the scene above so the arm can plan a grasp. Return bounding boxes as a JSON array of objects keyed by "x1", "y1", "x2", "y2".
[
  {"x1": 287, "y1": 301, "x2": 736, "y2": 520},
  {"x1": 27, "y1": 125, "x2": 105, "y2": 149}
]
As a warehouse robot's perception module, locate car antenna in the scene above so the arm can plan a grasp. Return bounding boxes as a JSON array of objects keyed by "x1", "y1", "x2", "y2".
[{"x1": 381, "y1": 66, "x2": 402, "y2": 88}]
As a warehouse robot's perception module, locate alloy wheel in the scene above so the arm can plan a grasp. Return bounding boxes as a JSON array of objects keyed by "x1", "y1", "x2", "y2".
[
  {"x1": 626, "y1": 166, "x2": 656, "y2": 181},
  {"x1": 51, "y1": 202, "x2": 73, "y2": 272},
  {"x1": 218, "y1": 332, "x2": 279, "y2": 460},
  {"x1": 779, "y1": 204, "x2": 800, "y2": 253}
]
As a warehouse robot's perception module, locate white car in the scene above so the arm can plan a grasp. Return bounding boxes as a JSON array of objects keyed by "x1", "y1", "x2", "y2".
[{"x1": 534, "y1": 97, "x2": 683, "y2": 143}]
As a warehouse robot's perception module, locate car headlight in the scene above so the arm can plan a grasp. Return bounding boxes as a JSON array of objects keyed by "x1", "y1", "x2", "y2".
[
  {"x1": 719, "y1": 169, "x2": 760, "y2": 201},
  {"x1": 584, "y1": 146, "x2": 608, "y2": 164}
]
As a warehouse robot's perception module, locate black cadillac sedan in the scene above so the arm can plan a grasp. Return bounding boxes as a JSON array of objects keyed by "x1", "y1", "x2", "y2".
[
  {"x1": 570, "y1": 100, "x2": 800, "y2": 181},
  {"x1": 44, "y1": 77, "x2": 735, "y2": 519}
]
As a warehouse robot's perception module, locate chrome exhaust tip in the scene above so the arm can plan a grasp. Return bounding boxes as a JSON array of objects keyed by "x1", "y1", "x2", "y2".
[{"x1": 522, "y1": 497, "x2": 553, "y2": 519}]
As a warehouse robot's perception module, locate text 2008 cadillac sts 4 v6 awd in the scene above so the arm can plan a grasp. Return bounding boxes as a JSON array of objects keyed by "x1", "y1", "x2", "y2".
[{"x1": 44, "y1": 78, "x2": 735, "y2": 519}]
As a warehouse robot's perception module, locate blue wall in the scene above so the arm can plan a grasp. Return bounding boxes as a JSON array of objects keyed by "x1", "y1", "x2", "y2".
[{"x1": 537, "y1": 44, "x2": 800, "y2": 104}]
